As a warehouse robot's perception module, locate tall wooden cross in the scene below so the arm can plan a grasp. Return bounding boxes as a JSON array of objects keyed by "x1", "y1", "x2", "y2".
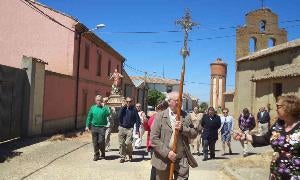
[{"x1": 168, "y1": 9, "x2": 198, "y2": 180}]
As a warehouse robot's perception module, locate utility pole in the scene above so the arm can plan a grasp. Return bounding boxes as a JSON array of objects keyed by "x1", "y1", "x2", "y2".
[
  {"x1": 143, "y1": 71, "x2": 148, "y2": 114},
  {"x1": 162, "y1": 65, "x2": 165, "y2": 78}
]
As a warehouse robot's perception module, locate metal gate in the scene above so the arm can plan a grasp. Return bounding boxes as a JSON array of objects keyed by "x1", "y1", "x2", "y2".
[{"x1": 0, "y1": 65, "x2": 30, "y2": 142}]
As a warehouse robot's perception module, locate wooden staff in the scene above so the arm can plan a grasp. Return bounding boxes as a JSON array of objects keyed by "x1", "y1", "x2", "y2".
[
  {"x1": 168, "y1": 58, "x2": 186, "y2": 180},
  {"x1": 169, "y1": 9, "x2": 197, "y2": 180}
]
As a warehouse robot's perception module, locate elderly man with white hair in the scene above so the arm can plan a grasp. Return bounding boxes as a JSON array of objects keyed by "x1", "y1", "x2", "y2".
[
  {"x1": 151, "y1": 92, "x2": 198, "y2": 180},
  {"x1": 85, "y1": 95, "x2": 111, "y2": 161}
]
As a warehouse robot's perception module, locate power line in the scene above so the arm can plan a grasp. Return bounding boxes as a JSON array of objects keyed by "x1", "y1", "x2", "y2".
[
  {"x1": 20, "y1": 0, "x2": 75, "y2": 32},
  {"x1": 124, "y1": 63, "x2": 235, "y2": 87},
  {"x1": 99, "y1": 19, "x2": 300, "y2": 35}
]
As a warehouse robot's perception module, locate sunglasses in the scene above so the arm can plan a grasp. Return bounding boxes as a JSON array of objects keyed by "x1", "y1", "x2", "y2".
[{"x1": 223, "y1": 111, "x2": 228, "y2": 114}]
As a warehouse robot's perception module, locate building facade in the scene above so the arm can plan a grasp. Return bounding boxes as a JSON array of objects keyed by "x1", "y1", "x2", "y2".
[
  {"x1": 0, "y1": 0, "x2": 124, "y2": 135},
  {"x1": 223, "y1": 8, "x2": 300, "y2": 122}
]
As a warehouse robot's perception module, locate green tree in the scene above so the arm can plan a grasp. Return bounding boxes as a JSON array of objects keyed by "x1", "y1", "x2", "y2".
[
  {"x1": 199, "y1": 102, "x2": 208, "y2": 112},
  {"x1": 148, "y1": 89, "x2": 166, "y2": 107}
]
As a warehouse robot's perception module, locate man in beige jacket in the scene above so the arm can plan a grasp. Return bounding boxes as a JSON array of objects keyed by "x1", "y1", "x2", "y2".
[{"x1": 151, "y1": 92, "x2": 198, "y2": 180}]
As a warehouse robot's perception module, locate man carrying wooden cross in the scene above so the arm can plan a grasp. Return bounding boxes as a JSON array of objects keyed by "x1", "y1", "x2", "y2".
[{"x1": 150, "y1": 92, "x2": 198, "y2": 180}]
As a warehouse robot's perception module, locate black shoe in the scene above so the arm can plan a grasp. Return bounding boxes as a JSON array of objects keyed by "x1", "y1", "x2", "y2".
[
  {"x1": 101, "y1": 152, "x2": 105, "y2": 159},
  {"x1": 210, "y1": 155, "x2": 215, "y2": 159},
  {"x1": 129, "y1": 155, "x2": 133, "y2": 162},
  {"x1": 202, "y1": 157, "x2": 208, "y2": 161},
  {"x1": 93, "y1": 156, "x2": 99, "y2": 161},
  {"x1": 120, "y1": 158, "x2": 125, "y2": 163}
]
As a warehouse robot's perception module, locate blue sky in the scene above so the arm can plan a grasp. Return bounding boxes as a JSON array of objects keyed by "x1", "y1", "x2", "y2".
[{"x1": 39, "y1": 0, "x2": 300, "y2": 102}]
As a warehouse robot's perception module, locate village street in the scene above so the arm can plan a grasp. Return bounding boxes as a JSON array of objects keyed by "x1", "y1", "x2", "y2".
[{"x1": 0, "y1": 132, "x2": 272, "y2": 180}]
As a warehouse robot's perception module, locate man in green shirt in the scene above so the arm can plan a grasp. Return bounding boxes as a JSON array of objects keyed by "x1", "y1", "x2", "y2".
[{"x1": 85, "y1": 95, "x2": 111, "y2": 161}]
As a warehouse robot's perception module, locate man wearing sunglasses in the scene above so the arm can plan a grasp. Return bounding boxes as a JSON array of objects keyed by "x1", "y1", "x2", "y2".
[
  {"x1": 118, "y1": 97, "x2": 141, "y2": 163},
  {"x1": 256, "y1": 106, "x2": 270, "y2": 136}
]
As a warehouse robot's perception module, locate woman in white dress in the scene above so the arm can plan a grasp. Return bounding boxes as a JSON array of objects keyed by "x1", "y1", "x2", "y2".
[{"x1": 220, "y1": 108, "x2": 234, "y2": 155}]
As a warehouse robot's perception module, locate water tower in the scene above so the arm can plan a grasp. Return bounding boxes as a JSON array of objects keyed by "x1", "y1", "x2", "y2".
[{"x1": 210, "y1": 58, "x2": 227, "y2": 109}]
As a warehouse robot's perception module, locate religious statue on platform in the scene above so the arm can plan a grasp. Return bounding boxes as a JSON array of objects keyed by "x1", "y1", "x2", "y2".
[{"x1": 109, "y1": 69, "x2": 123, "y2": 95}]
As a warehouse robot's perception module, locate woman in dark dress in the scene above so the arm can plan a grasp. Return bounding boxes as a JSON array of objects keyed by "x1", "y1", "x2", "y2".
[
  {"x1": 201, "y1": 107, "x2": 221, "y2": 161},
  {"x1": 235, "y1": 95, "x2": 300, "y2": 180}
]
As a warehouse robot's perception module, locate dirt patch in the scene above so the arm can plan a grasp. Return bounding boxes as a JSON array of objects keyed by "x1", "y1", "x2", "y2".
[
  {"x1": 225, "y1": 151, "x2": 272, "y2": 168},
  {"x1": 223, "y1": 150, "x2": 273, "y2": 179},
  {"x1": 48, "y1": 131, "x2": 91, "y2": 141}
]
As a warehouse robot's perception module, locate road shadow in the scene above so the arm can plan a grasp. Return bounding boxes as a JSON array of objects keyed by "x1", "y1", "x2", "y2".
[
  {"x1": 105, "y1": 155, "x2": 120, "y2": 161},
  {"x1": 133, "y1": 149, "x2": 148, "y2": 156},
  {"x1": 246, "y1": 152, "x2": 258, "y2": 157},
  {"x1": 211, "y1": 157, "x2": 229, "y2": 160},
  {"x1": 224, "y1": 152, "x2": 240, "y2": 156},
  {"x1": 0, "y1": 129, "x2": 87, "y2": 163},
  {"x1": 0, "y1": 151, "x2": 22, "y2": 163},
  {"x1": 192, "y1": 152, "x2": 203, "y2": 156},
  {"x1": 0, "y1": 137, "x2": 48, "y2": 163},
  {"x1": 130, "y1": 157, "x2": 151, "y2": 162},
  {"x1": 108, "y1": 148, "x2": 119, "y2": 152},
  {"x1": 134, "y1": 146, "x2": 147, "y2": 149}
]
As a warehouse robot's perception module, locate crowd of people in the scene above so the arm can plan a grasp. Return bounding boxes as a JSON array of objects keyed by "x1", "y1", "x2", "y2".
[{"x1": 85, "y1": 93, "x2": 300, "y2": 180}]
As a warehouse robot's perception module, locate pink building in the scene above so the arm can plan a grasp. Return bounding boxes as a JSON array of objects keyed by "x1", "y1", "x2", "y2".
[{"x1": 0, "y1": 0, "x2": 125, "y2": 134}]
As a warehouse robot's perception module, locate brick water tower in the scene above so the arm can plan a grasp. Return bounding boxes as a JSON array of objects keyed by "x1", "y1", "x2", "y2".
[{"x1": 210, "y1": 58, "x2": 227, "y2": 109}]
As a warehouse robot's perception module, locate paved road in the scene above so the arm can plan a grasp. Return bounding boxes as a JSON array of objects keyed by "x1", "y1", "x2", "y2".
[{"x1": 0, "y1": 132, "x2": 271, "y2": 180}]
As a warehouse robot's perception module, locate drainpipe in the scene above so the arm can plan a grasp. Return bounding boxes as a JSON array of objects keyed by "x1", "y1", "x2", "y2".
[{"x1": 74, "y1": 32, "x2": 82, "y2": 130}]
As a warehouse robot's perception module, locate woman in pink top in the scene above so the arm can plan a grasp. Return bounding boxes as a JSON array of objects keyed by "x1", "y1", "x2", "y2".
[
  {"x1": 144, "y1": 101, "x2": 169, "y2": 153},
  {"x1": 144, "y1": 100, "x2": 168, "y2": 180}
]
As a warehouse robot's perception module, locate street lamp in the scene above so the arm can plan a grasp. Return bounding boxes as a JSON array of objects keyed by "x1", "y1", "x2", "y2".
[
  {"x1": 74, "y1": 23, "x2": 106, "y2": 130},
  {"x1": 88, "y1": 23, "x2": 106, "y2": 32}
]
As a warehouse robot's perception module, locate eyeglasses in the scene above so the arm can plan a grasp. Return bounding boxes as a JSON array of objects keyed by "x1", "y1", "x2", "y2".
[
  {"x1": 223, "y1": 111, "x2": 228, "y2": 114},
  {"x1": 276, "y1": 103, "x2": 284, "y2": 109},
  {"x1": 126, "y1": 101, "x2": 131, "y2": 103},
  {"x1": 170, "y1": 99, "x2": 179, "y2": 102}
]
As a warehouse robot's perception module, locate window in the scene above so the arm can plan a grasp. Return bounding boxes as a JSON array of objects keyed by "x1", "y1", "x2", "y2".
[
  {"x1": 84, "y1": 45, "x2": 90, "y2": 69},
  {"x1": 259, "y1": 20, "x2": 266, "y2": 32},
  {"x1": 249, "y1": 37, "x2": 257, "y2": 52},
  {"x1": 269, "y1": 61, "x2": 275, "y2": 71},
  {"x1": 268, "y1": 38, "x2": 276, "y2": 47},
  {"x1": 82, "y1": 90, "x2": 88, "y2": 115},
  {"x1": 107, "y1": 60, "x2": 111, "y2": 76},
  {"x1": 273, "y1": 83, "x2": 282, "y2": 100},
  {"x1": 96, "y1": 53, "x2": 102, "y2": 76},
  {"x1": 166, "y1": 85, "x2": 173, "y2": 93},
  {"x1": 95, "y1": 90, "x2": 101, "y2": 96}
]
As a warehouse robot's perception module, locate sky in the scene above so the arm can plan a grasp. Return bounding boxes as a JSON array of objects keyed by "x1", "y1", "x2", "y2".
[{"x1": 38, "y1": 0, "x2": 300, "y2": 102}]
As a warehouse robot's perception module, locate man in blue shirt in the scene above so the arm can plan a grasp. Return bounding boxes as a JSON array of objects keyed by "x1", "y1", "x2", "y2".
[{"x1": 118, "y1": 97, "x2": 141, "y2": 163}]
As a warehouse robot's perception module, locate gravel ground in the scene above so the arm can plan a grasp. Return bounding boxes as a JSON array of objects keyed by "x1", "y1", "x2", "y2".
[{"x1": 0, "y1": 131, "x2": 271, "y2": 180}]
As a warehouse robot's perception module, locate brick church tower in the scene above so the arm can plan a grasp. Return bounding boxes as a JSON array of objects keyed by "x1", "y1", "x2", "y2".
[
  {"x1": 236, "y1": 8, "x2": 287, "y2": 59},
  {"x1": 210, "y1": 58, "x2": 227, "y2": 109}
]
